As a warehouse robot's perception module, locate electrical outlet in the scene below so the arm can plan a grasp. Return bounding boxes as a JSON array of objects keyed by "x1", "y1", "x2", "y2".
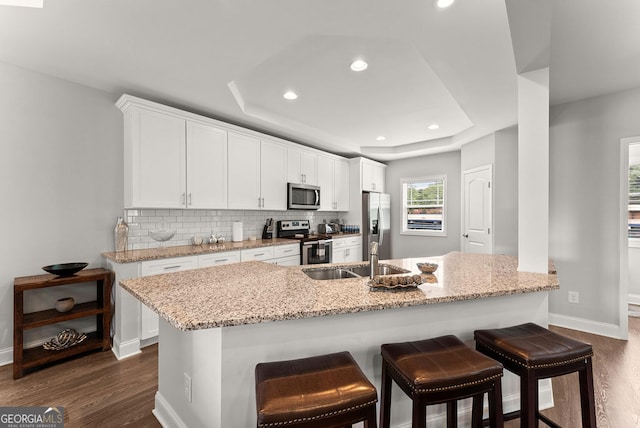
[
  {"x1": 568, "y1": 291, "x2": 580, "y2": 304},
  {"x1": 184, "y1": 372, "x2": 192, "y2": 402}
]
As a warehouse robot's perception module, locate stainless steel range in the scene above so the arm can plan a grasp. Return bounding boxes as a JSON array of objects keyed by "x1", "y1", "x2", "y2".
[{"x1": 276, "y1": 220, "x2": 333, "y2": 265}]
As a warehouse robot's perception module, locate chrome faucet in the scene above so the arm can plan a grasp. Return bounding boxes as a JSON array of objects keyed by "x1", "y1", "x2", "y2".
[{"x1": 369, "y1": 241, "x2": 379, "y2": 279}]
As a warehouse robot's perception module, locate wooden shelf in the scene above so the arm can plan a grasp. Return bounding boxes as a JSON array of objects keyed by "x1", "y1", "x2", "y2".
[
  {"x1": 13, "y1": 268, "x2": 113, "y2": 379},
  {"x1": 22, "y1": 331, "x2": 105, "y2": 370},
  {"x1": 22, "y1": 301, "x2": 104, "y2": 330}
]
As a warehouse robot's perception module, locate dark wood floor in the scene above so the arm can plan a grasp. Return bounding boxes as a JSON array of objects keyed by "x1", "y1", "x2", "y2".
[{"x1": 1, "y1": 317, "x2": 638, "y2": 427}]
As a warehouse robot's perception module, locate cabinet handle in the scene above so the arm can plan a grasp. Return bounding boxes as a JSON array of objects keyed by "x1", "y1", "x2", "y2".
[
  {"x1": 163, "y1": 265, "x2": 181, "y2": 270},
  {"x1": 188, "y1": 193, "x2": 192, "y2": 206},
  {"x1": 254, "y1": 253, "x2": 264, "y2": 257},
  {"x1": 215, "y1": 259, "x2": 228, "y2": 263},
  {"x1": 283, "y1": 249, "x2": 292, "y2": 253},
  {"x1": 182, "y1": 193, "x2": 186, "y2": 205},
  {"x1": 258, "y1": 197, "x2": 262, "y2": 208},
  {"x1": 302, "y1": 174, "x2": 306, "y2": 183},
  {"x1": 261, "y1": 197, "x2": 265, "y2": 207}
]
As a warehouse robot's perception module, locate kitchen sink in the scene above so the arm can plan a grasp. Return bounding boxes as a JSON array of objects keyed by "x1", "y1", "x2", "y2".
[
  {"x1": 303, "y1": 268, "x2": 360, "y2": 280},
  {"x1": 346, "y1": 264, "x2": 410, "y2": 277},
  {"x1": 302, "y1": 264, "x2": 410, "y2": 280}
]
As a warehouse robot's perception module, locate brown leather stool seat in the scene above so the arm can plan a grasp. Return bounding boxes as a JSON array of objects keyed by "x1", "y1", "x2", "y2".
[
  {"x1": 474, "y1": 323, "x2": 596, "y2": 428},
  {"x1": 380, "y1": 335, "x2": 504, "y2": 428},
  {"x1": 255, "y1": 351, "x2": 378, "y2": 428}
]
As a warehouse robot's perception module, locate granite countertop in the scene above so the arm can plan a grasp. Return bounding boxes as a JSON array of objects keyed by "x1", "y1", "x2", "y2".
[
  {"x1": 119, "y1": 251, "x2": 559, "y2": 331},
  {"x1": 103, "y1": 233, "x2": 361, "y2": 263}
]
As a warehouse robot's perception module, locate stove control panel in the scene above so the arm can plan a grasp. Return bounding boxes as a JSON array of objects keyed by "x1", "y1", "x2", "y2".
[{"x1": 278, "y1": 220, "x2": 310, "y2": 231}]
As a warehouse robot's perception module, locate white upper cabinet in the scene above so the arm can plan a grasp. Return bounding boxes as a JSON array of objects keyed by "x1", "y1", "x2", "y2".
[
  {"x1": 317, "y1": 156, "x2": 334, "y2": 211},
  {"x1": 260, "y1": 140, "x2": 287, "y2": 210},
  {"x1": 126, "y1": 108, "x2": 186, "y2": 208},
  {"x1": 317, "y1": 156, "x2": 350, "y2": 211},
  {"x1": 334, "y1": 159, "x2": 350, "y2": 210},
  {"x1": 118, "y1": 95, "x2": 351, "y2": 211},
  {"x1": 287, "y1": 147, "x2": 317, "y2": 185},
  {"x1": 186, "y1": 121, "x2": 227, "y2": 209},
  {"x1": 228, "y1": 132, "x2": 261, "y2": 209},
  {"x1": 120, "y1": 99, "x2": 229, "y2": 209},
  {"x1": 227, "y1": 133, "x2": 287, "y2": 210},
  {"x1": 362, "y1": 159, "x2": 386, "y2": 193}
]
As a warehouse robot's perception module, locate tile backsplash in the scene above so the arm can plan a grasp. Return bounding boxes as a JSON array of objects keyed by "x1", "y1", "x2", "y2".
[{"x1": 123, "y1": 209, "x2": 347, "y2": 250}]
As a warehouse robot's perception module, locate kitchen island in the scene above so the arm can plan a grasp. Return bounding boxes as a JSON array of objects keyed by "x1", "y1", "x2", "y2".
[{"x1": 120, "y1": 252, "x2": 559, "y2": 428}]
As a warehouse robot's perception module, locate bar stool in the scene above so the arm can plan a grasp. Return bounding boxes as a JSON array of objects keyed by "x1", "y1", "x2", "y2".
[
  {"x1": 255, "y1": 351, "x2": 378, "y2": 427},
  {"x1": 474, "y1": 322, "x2": 596, "y2": 428},
  {"x1": 380, "y1": 335, "x2": 504, "y2": 428}
]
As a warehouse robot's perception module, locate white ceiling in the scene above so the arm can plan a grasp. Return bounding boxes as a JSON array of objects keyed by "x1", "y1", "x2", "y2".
[{"x1": 1, "y1": 0, "x2": 639, "y2": 161}]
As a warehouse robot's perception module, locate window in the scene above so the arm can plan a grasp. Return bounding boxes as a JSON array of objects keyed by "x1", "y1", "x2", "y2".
[
  {"x1": 401, "y1": 176, "x2": 446, "y2": 236},
  {"x1": 629, "y1": 164, "x2": 640, "y2": 242}
]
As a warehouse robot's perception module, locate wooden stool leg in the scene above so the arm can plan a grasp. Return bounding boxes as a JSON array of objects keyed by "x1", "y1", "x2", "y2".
[
  {"x1": 380, "y1": 360, "x2": 392, "y2": 428},
  {"x1": 471, "y1": 394, "x2": 484, "y2": 428},
  {"x1": 579, "y1": 358, "x2": 597, "y2": 428},
  {"x1": 447, "y1": 400, "x2": 457, "y2": 428},
  {"x1": 365, "y1": 404, "x2": 378, "y2": 428},
  {"x1": 412, "y1": 397, "x2": 427, "y2": 428},
  {"x1": 520, "y1": 371, "x2": 538, "y2": 428},
  {"x1": 488, "y1": 379, "x2": 504, "y2": 428}
]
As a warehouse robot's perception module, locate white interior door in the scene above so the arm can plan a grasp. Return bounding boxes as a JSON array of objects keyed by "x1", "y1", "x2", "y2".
[{"x1": 463, "y1": 165, "x2": 493, "y2": 253}]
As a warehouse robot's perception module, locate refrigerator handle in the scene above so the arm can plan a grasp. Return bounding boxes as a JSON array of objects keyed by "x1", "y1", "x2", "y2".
[{"x1": 378, "y1": 206, "x2": 384, "y2": 248}]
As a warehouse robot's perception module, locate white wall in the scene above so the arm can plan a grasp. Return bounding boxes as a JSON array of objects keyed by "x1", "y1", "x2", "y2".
[
  {"x1": 494, "y1": 126, "x2": 519, "y2": 256},
  {"x1": 549, "y1": 86, "x2": 640, "y2": 328},
  {"x1": 0, "y1": 61, "x2": 122, "y2": 361},
  {"x1": 461, "y1": 133, "x2": 495, "y2": 172},
  {"x1": 386, "y1": 151, "x2": 461, "y2": 258}
]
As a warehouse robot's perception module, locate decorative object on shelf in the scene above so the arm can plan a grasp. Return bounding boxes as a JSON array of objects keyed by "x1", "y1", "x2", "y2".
[
  {"x1": 42, "y1": 328, "x2": 87, "y2": 351},
  {"x1": 42, "y1": 262, "x2": 89, "y2": 277},
  {"x1": 416, "y1": 262, "x2": 438, "y2": 274},
  {"x1": 150, "y1": 223, "x2": 176, "y2": 248},
  {"x1": 192, "y1": 236, "x2": 204, "y2": 245},
  {"x1": 54, "y1": 297, "x2": 75, "y2": 313},
  {"x1": 114, "y1": 216, "x2": 129, "y2": 252}
]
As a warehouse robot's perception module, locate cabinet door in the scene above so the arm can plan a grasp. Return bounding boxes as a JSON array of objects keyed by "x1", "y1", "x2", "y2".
[
  {"x1": 373, "y1": 164, "x2": 386, "y2": 193},
  {"x1": 332, "y1": 247, "x2": 346, "y2": 263},
  {"x1": 129, "y1": 109, "x2": 186, "y2": 208},
  {"x1": 334, "y1": 159, "x2": 350, "y2": 211},
  {"x1": 186, "y1": 121, "x2": 227, "y2": 209},
  {"x1": 317, "y1": 156, "x2": 335, "y2": 211},
  {"x1": 260, "y1": 140, "x2": 287, "y2": 210},
  {"x1": 300, "y1": 151, "x2": 317, "y2": 185},
  {"x1": 362, "y1": 161, "x2": 385, "y2": 192},
  {"x1": 228, "y1": 132, "x2": 261, "y2": 209},
  {"x1": 287, "y1": 147, "x2": 317, "y2": 185}
]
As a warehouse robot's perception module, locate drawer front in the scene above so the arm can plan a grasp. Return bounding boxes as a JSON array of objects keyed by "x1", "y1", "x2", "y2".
[
  {"x1": 241, "y1": 246, "x2": 275, "y2": 262},
  {"x1": 141, "y1": 256, "x2": 198, "y2": 276},
  {"x1": 332, "y1": 238, "x2": 347, "y2": 249},
  {"x1": 273, "y1": 244, "x2": 300, "y2": 258},
  {"x1": 198, "y1": 251, "x2": 241, "y2": 267},
  {"x1": 272, "y1": 255, "x2": 300, "y2": 266},
  {"x1": 346, "y1": 237, "x2": 361, "y2": 247}
]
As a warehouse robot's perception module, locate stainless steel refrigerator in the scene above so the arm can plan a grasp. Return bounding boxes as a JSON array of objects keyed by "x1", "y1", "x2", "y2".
[{"x1": 362, "y1": 192, "x2": 391, "y2": 260}]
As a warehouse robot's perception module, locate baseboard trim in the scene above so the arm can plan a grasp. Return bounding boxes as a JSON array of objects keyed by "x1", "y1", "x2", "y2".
[
  {"x1": 111, "y1": 336, "x2": 141, "y2": 360},
  {"x1": 153, "y1": 391, "x2": 188, "y2": 428},
  {"x1": 549, "y1": 312, "x2": 623, "y2": 339},
  {"x1": 0, "y1": 347, "x2": 12, "y2": 367},
  {"x1": 629, "y1": 294, "x2": 640, "y2": 305}
]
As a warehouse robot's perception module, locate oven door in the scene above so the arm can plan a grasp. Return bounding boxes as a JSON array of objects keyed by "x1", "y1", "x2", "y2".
[{"x1": 301, "y1": 240, "x2": 333, "y2": 264}]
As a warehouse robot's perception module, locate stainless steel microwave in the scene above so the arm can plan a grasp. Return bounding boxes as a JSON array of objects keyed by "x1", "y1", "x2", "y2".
[{"x1": 288, "y1": 183, "x2": 320, "y2": 210}]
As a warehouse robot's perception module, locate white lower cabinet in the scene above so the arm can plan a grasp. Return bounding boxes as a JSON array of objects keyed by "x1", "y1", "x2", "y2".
[
  {"x1": 139, "y1": 256, "x2": 198, "y2": 340},
  {"x1": 332, "y1": 237, "x2": 362, "y2": 264},
  {"x1": 271, "y1": 243, "x2": 300, "y2": 266}
]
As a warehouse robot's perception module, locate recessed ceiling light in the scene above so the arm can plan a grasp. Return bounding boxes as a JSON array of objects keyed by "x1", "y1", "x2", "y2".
[
  {"x1": 428, "y1": 124, "x2": 440, "y2": 130},
  {"x1": 435, "y1": 0, "x2": 455, "y2": 9},
  {"x1": 350, "y1": 60, "x2": 368, "y2": 72},
  {"x1": 283, "y1": 91, "x2": 298, "y2": 100},
  {"x1": 376, "y1": 136, "x2": 386, "y2": 141}
]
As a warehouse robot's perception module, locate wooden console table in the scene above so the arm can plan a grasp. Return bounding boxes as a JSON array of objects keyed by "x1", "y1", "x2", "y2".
[{"x1": 13, "y1": 268, "x2": 113, "y2": 379}]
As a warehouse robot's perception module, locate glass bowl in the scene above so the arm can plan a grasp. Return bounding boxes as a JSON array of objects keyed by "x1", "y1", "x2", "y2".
[
  {"x1": 416, "y1": 262, "x2": 438, "y2": 274},
  {"x1": 150, "y1": 228, "x2": 176, "y2": 248}
]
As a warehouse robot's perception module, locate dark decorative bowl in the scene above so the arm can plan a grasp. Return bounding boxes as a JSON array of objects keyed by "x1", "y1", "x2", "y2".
[{"x1": 42, "y1": 262, "x2": 88, "y2": 277}]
